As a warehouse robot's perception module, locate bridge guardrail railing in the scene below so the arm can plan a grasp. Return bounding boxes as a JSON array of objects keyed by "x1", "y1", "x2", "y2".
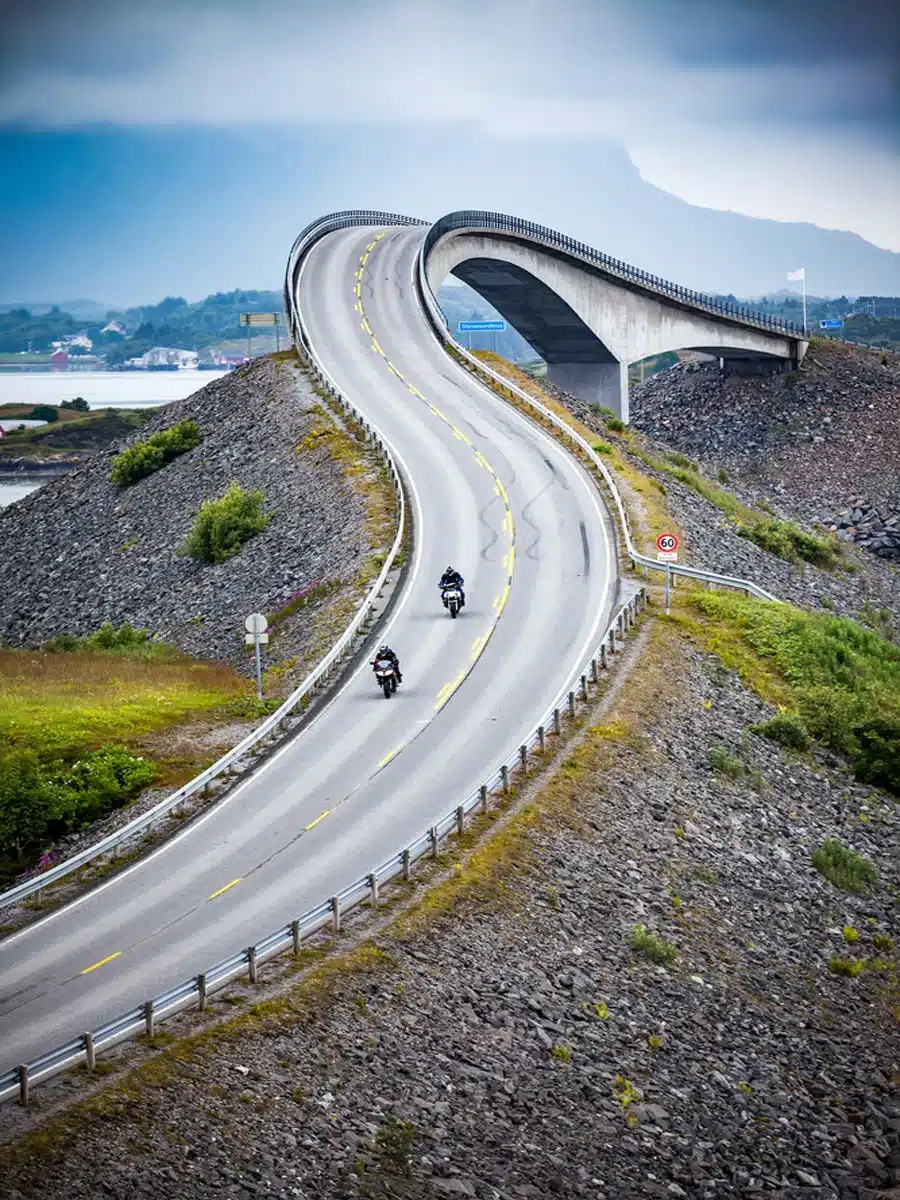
[
  {"x1": 421, "y1": 210, "x2": 806, "y2": 339},
  {"x1": 0, "y1": 213, "x2": 427, "y2": 915},
  {"x1": 415, "y1": 233, "x2": 779, "y2": 603}
]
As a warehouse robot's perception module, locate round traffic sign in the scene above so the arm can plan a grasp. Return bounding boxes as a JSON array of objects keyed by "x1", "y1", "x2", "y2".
[
  {"x1": 244, "y1": 612, "x2": 268, "y2": 634},
  {"x1": 656, "y1": 533, "x2": 679, "y2": 553}
]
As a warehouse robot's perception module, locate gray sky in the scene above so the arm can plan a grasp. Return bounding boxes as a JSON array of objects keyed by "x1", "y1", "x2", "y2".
[{"x1": 1, "y1": 0, "x2": 898, "y2": 258}]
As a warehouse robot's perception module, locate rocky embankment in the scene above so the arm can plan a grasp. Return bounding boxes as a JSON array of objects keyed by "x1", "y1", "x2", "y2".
[
  {"x1": 0, "y1": 357, "x2": 377, "y2": 673},
  {"x1": 629, "y1": 341, "x2": 900, "y2": 560},
  {"x1": 3, "y1": 624, "x2": 897, "y2": 1199}
]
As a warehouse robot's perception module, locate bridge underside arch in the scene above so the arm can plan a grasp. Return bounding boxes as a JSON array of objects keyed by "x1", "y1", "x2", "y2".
[{"x1": 426, "y1": 233, "x2": 803, "y2": 423}]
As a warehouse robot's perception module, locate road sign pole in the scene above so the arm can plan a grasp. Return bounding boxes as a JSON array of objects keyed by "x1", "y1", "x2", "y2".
[
  {"x1": 275, "y1": 319, "x2": 280, "y2": 354},
  {"x1": 254, "y1": 636, "x2": 262, "y2": 701},
  {"x1": 247, "y1": 324, "x2": 251, "y2": 363},
  {"x1": 665, "y1": 562, "x2": 671, "y2": 615}
]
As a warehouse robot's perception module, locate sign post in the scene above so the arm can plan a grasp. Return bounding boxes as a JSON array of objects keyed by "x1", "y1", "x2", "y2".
[
  {"x1": 239, "y1": 312, "x2": 282, "y2": 361},
  {"x1": 656, "y1": 533, "x2": 680, "y2": 615},
  {"x1": 244, "y1": 612, "x2": 270, "y2": 700}
]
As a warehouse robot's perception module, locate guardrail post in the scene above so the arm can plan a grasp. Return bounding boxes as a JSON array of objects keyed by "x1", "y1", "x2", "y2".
[
  {"x1": 331, "y1": 895, "x2": 341, "y2": 934},
  {"x1": 83, "y1": 1031, "x2": 95, "y2": 1071},
  {"x1": 568, "y1": 691, "x2": 576, "y2": 717},
  {"x1": 500, "y1": 765, "x2": 509, "y2": 793},
  {"x1": 553, "y1": 708, "x2": 561, "y2": 734},
  {"x1": 580, "y1": 674, "x2": 588, "y2": 700},
  {"x1": 479, "y1": 784, "x2": 488, "y2": 812},
  {"x1": 538, "y1": 726, "x2": 545, "y2": 753},
  {"x1": 247, "y1": 946, "x2": 258, "y2": 984},
  {"x1": 401, "y1": 848, "x2": 411, "y2": 880},
  {"x1": 456, "y1": 805, "x2": 465, "y2": 835},
  {"x1": 291, "y1": 919, "x2": 301, "y2": 955},
  {"x1": 429, "y1": 827, "x2": 439, "y2": 858},
  {"x1": 144, "y1": 999, "x2": 154, "y2": 1038},
  {"x1": 608, "y1": 630, "x2": 617, "y2": 655},
  {"x1": 368, "y1": 872, "x2": 379, "y2": 909},
  {"x1": 18, "y1": 1064, "x2": 28, "y2": 1107},
  {"x1": 600, "y1": 643, "x2": 608, "y2": 669},
  {"x1": 197, "y1": 973, "x2": 207, "y2": 1012},
  {"x1": 519, "y1": 745, "x2": 527, "y2": 773},
  {"x1": 591, "y1": 658, "x2": 599, "y2": 683}
]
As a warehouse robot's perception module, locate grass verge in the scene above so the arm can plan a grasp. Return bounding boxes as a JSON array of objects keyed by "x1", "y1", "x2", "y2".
[{"x1": 675, "y1": 589, "x2": 900, "y2": 794}]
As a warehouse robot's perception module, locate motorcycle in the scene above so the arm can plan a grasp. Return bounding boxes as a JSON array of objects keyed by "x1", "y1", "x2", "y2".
[
  {"x1": 372, "y1": 656, "x2": 398, "y2": 699},
  {"x1": 441, "y1": 585, "x2": 463, "y2": 619}
]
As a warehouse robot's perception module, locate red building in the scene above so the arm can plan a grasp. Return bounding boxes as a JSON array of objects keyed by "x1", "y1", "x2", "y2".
[{"x1": 50, "y1": 349, "x2": 69, "y2": 366}]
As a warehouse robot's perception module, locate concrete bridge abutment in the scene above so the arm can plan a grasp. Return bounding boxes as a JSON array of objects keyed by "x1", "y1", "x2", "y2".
[{"x1": 546, "y1": 361, "x2": 629, "y2": 422}]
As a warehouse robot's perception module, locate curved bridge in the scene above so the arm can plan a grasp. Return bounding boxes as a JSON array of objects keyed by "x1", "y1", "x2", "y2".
[{"x1": 421, "y1": 211, "x2": 809, "y2": 423}]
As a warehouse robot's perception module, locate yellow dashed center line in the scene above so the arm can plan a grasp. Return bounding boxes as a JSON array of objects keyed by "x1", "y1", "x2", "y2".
[
  {"x1": 208, "y1": 877, "x2": 241, "y2": 901},
  {"x1": 80, "y1": 951, "x2": 121, "y2": 975},
  {"x1": 305, "y1": 809, "x2": 331, "y2": 831},
  {"x1": 377, "y1": 747, "x2": 401, "y2": 769},
  {"x1": 353, "y1": 236, "x2": 517, "y2": 720}
]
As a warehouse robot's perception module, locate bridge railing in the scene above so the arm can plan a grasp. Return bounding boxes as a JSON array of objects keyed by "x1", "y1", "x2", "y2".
[{"x1": 422, "y1": 210, "x2": 806, "y2": 340}]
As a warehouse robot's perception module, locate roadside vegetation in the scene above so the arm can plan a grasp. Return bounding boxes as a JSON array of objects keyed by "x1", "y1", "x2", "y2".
[
  {"x1": 678, "y1": 590, "x2": 900, "y2": 794},
  {"x1": 110, "y1": 418, "x2": 201, "y2": 486},
  {"x1": 0, "y1": 626, "x2": 248, "y2": 882},
  {"x1": 0, "y1": 407, "x2": 156, "y2": 460},
  {"x1": 182, "y1": 481, "x2": 270, "y2": 564}
]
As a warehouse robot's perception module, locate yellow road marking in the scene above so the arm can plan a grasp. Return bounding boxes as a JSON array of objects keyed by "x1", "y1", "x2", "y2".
[
  {"x1": 407, "y1": 384, "x2": 423, "y2": 398},
  {"x1": 451, "y1": 425, "x2": 472, "y2": 445},
  {"x1": 305, "y1": 809, "x2": 330, "y2": 831},
  {"x1": 361, "y1": 317, "x2": 372, "y2": 334},
  {"x1": 375, "y1": 231, "x2": 386, "y2": 239},
  {"x1": 366, "y1": 241, "x2": 376, "y2": 251},
  {"x1": 474, "y1": 450, "x2": 491, "y2": 470},
  {"x1": 361, "y1": 252, "x2": 369, "y2": 265},
  {"x1": 387, "y1": 361, "x2": 404, "y2": 379},
  {"x1": 429, "y1": 403, "x2": 449, "y2": 422},
  {"x1": 377, "y1": 747, "x2": 401, "y2": 769},
  {"x1": 356, "y1": 268, "x2": 363, "y2": 280},
  {"x1": 208, "y1": 877, "x2": 241, "y2": 901},
  {"x1": 354, "y1": 282, "x2": 361, "y2": 297},
  {"x1": 493, "y1": 583, "x2": 510, "y2": 615},
  {"x1": 81, "y1": 952, "x2": 121, "y2": 975}
]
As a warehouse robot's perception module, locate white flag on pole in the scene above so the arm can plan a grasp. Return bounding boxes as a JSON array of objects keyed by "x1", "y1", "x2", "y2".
[{"x1": 787, "y1": 267, "x2": 805, "y2": 282}]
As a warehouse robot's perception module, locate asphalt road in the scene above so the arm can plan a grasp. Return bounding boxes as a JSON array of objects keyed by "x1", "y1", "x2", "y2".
[{"x1": 0, "y1": 224, "x2": 617, "y2": 1073}]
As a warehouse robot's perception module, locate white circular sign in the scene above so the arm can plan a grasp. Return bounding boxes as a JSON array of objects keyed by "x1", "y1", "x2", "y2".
[
  {"x1": 656, "y1": 533, "x2": 679, "y2": 553},
  {"x1": 244, "y1": 612, "x2": 268, "y2": 634}
]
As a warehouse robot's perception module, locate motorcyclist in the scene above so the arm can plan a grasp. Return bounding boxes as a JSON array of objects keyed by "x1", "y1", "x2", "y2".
[
  {"x1": 374, "y1": 643, "x2": 402, "y2": 684},
  {"x1": 438, "y1": 565, "x2": 466, "y2": 608}
]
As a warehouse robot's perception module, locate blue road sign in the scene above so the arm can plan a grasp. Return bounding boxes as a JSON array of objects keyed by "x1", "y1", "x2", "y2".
[
  {"x1": 458, "y1": 320, "x2": 506, "y2": 332},
  {"x1": 819, "y1": 319, "x2": 844, "y2": 329}
]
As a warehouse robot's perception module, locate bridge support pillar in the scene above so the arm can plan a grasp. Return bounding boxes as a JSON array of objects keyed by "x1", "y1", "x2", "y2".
[{"x1": 546, "y1": 360, "x2": 629, "y2": 424}]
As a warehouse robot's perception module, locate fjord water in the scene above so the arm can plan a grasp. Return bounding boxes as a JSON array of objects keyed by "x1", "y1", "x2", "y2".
[{"x1": 0, "y1": 369, "x2": 227, "y2": 507}]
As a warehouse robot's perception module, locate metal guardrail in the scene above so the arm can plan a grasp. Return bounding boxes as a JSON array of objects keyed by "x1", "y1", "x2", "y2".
[
  {"x1": 422, "y1": 210, "x2": 806, "y2": 340},
  {"x1": 0, "y1": 216, "x2": 425, "y2": 915},
  {"x1": 414, "y1": 235, "x2": 780, "y2": 604},
  {"x1": 0, "y1": 577, "x2": 648, "y2": 1106},
  {"x1": 0, "y1": 209, "x2": 782, "y2": 1105}
]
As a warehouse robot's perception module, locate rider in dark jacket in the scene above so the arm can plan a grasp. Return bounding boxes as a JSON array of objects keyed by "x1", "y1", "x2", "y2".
[
  {"x1": 375, "y1": 644, "x2": 402, "y2": 683},
  {"x1": 439, "y1": 566, "x2": 465, "y2": 608}
]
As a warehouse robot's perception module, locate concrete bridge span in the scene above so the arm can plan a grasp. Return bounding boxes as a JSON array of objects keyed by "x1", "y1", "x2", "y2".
[{"x1": 421, "y1": 212, "x2": 808, "y2": 423}]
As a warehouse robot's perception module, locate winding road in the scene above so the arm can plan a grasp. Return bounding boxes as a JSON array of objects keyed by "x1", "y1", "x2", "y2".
[{"x1": 0, "y1": 223, "x2": 618, "y2": 1074}]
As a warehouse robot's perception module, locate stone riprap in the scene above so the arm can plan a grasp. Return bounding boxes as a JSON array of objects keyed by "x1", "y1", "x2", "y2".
[
  {"x1": 0, "y1": 358, "x2": 374, "y2": 672},
  {"x1": 2, "y1": 628, "x2": 897, "y2": 1199},
  {"x1": 629, "y1": 342, "x2": 900, "y2": 560}
]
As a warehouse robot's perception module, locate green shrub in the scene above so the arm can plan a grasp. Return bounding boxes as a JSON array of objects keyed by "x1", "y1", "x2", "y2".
[
  {"x1": 29, "y1": 404, "x2": 59, "y2": 423},
  {"x1": 110, "y1": 419, "x2": 201, "y2": 487},
  {"x1": 709, "y1": 744, "x2": 746, "y2": 778},
  {"x1": 828, "y1": 956, "x2": 864, "y2": 977},
  {"x1": 49, "y1": 745, "x2": 156, "y2": 832},
  {"x1": 61, "y1": 397, "x2": 90, "y2": 412},
  {"x1": 811, "y1": 838, "x2": 877, "y2": 894},
  {"x1": 183, "y1": 482, "x2": 270, "y2": 564},
  {"x1": 716, "y1": 467, "x2": 730, "y2": 484},
  {"x1": 751, "y1": 712, "x2": 811, "y2": 751},
  {"x1": 628, "y1": 923, "x2": 678, "y2": 965},
  {"x1": 737, "y1": 518, "x2": 841, "y2": 568},
  {"x1": 0, "y1": 750, "x2": 53, "y2": 860},
  {"x1": 44, "y1": 623, "x2": 177, "y2": 663},
  {"x1": 591, "y1": 440, "x2": 614, "y2": 455}
]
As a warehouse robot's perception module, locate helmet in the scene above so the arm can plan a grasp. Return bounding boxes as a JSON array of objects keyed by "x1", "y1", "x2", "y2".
[
  {"x1": 446, "y1": 566, "x2": 455, "y2": 575},
  {"x1": 379, "y1": 644, "x2": 390, "y2": 655}
]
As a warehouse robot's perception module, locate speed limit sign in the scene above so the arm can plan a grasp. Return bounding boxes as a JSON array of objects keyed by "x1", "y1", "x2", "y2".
[{"x1": 657, "y1": 533, "x2": 679, "y2": 553}]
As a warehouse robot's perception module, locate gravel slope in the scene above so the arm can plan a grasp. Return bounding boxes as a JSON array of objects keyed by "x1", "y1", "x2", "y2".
[{"x1": 0, "y1": 356, "x2": 373, "y2": 671}]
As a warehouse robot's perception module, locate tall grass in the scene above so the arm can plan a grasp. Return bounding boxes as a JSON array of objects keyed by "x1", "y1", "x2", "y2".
[{"x1": 685, "y1": 591, "x2": 900, "y2": 794}]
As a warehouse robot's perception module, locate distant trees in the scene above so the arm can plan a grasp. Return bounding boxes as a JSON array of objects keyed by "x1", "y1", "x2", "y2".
[
  {"x1": 29, "y1": 405, "x2": 59, "y2": 423},
  {"x1": 61, "y1": 397, "x2": 90, "y2": 412}
]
